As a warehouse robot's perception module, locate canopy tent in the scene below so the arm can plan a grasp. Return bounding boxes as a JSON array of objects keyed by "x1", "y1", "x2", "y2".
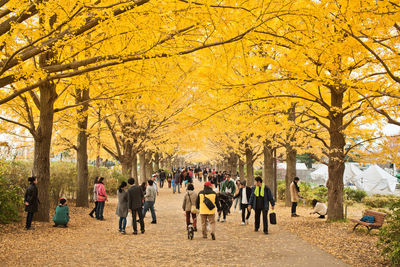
[
  {"x1": 310, "y1": 163, "x2": 363, "y2": 186},
  {"x1": 277, "y1": 162, "x2": 308, "y2": 170},
  {"x1": 353, "y1": 164, "x2": 398, "y2": 195}
]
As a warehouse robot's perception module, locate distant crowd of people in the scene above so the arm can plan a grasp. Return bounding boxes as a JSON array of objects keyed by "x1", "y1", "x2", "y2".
[{"x1": 22, "y1": 167, "x2": 328, "y2": 236}]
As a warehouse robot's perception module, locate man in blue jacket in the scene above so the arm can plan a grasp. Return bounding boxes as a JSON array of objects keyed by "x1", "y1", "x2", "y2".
[{"x1": 248, "y1": 176, "x2": 275, "y2": 234}]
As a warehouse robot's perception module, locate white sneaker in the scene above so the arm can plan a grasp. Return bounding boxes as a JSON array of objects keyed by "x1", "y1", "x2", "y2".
[
  {"x1": 221, "y1": 219, "x2": 226, "y2": 222},
  {"x1": 241, "y1": 222, "x2": 245, "y2": 225}
]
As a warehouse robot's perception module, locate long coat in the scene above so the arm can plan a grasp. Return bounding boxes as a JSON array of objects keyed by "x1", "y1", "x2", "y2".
[
  {"x1": 127, "y1": 185, "x2": 144, "y2": 210},
  {"x1": 290, "y1": 182, "x2": 300, "y2": 202},
  {"x1": 116, "y1": 190, "x2": 129, "y2": 217},
  {"x1": 182, "y1": 190, "x2": 198, "y2": 212},
  {"x1": 24, "y1": 183, "x2": 39, "y2": 213}
]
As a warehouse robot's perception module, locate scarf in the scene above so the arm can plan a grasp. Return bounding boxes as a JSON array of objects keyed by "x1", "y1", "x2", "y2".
[
  {"x1": 294, "y1": 181, "x2": 300, "y2": 192},
  {"x1": 254, "y1": 183, "x2": 265, "y2": 197}
]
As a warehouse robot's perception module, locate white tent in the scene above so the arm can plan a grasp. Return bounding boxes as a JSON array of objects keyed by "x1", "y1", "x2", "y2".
[
  {"x1": 277, "y1": 162, "x2": 308, "y2": 170},
  {"x1": 353, "y1": 164, "x2": 397, "y2": 195},
  {"x1": 310, "y1": 163, "x2": 363, "y2": 186}
]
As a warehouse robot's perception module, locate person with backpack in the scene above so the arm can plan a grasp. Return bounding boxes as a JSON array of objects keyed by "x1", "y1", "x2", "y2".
[
  {"x1": 248, "y1": 177, "x2": 275, "y2": 235},
  {"x1": 96, "y1": 177, "x2": 107, "y2": 220},
  {"x1": 116, "y1": 181, "x2": 129, "y2": 234},
  {"x1": 53, "y1": 197, "x2": 69, "y2": 227},
  {"x1": 195, "y1": 181, "x2": 221, "y2": 240},
  {"x1": 182, "y1": 183, "x2": 198, "y2": 231},
  {"x1": 24, "y1": 176, "x2": 39, "y2": 230}
]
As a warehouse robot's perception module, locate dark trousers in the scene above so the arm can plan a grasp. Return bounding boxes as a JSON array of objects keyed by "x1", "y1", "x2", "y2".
[
  {"x1": 185, "y1": 211, "x2": 197, "y2": 228},
  {"x1": 160, "y1": 179, "x2": 164, "y2": 188},
  {"x1": 241, "y1": 205, "x2": 251, "y2": 222},
  {"x1": 254, "y1": 209, "x2": 268, "y2": 233},
  {"x1": 96, "y1": 201, "x2": 105, "y2": 219},
  {"x1": 291, "y1": 202, "x2": 298, "y2": 214},
  {"x1": 89, "y1": 201, "x2": 98, "y2": 216},
  {"x1": 26, "y1": 212, "x2": 34, "y2": 229},
  {"x1": 132, "y1": 208, "x2": 145, "y2": 233}
]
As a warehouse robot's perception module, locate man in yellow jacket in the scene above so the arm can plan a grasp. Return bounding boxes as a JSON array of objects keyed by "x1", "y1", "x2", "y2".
[{"x1": 196, "y1": 181, "x2": 221, "y2": 240}]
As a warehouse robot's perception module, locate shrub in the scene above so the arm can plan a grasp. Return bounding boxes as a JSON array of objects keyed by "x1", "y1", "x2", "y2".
[
  {"x1": 277, "y1": 183, "x2": 286, "y2": 200},
  {"x1": 344, "y1": 187, "x2": 367, "y2": 202},
  {"x1": 363, "y1": 194, "x2": 400, "y2": 209},
  {"x1": 254, "y1": 169, "x2": 262, "y2": 177},
  {"x1": 0, "y1": 175, "x2": 23, "y2": 223},
  {"x1": 378, "y1": 199, "x2": 400, "y2": 266}
]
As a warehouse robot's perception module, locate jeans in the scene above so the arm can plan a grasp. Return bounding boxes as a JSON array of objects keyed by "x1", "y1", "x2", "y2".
[
  {"x1": 254, "y1": 208, "x2": 268, "y2": 233},
  {"x1": 132, "y1": 208, "x2": 145, "y2": 233},
  {"x1": 143, "y1": 201, "x2": 156, "y2": 222},
  {"x1": 233, "y1": 197, "x2": 239, "y2": 210},
  {"x1": 96, "y1": 201, "x2": 105, "y2": 219},
  {"x1": 119, "y1": 217, "x2": 127, "y2": 231},
  {"x1": 89, "y1": 201, "x2": 98, "y2": 216},
  {"x1": 241, "y1": 205, "x2": 251, "y2": 222},
  {"x1": 26, "y1": 212, "x2": 34, "y2": 229},
  {"x1": 291, "y1": 202, "x2": 298, "y2": 214},
  {"x1": 173, "y1": 183, "x2": 181, "y2": 193}
]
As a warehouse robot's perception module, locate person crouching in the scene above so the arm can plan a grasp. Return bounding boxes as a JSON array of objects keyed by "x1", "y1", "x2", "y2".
[
  {"x1": 310, "y1": 199, "x2": 327, "y2": 219},
  {"x1": 53, "y1": 197, "x2": 69, "y2": 227}
]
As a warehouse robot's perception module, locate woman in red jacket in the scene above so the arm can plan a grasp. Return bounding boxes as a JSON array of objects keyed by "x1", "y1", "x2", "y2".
[{"x1": 96, "y1": 177, "x2": 107, "y2": 220}]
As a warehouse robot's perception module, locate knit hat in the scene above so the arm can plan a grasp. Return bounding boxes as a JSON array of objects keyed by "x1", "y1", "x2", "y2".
[{"x1": 204, "y1": 181, "x2": 212, "y2": 187}]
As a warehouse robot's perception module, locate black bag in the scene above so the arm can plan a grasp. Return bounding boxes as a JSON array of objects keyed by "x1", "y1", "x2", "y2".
[
  {"x1": 269, "y1": 212, "x2": 277, "y2": 224},
  {"x1": 203, "y1": 195, "x2": 215, "y2": 210}
]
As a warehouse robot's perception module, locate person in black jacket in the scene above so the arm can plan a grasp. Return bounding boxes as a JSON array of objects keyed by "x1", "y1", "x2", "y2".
[
  {"x1": 248, "y1": 177, "x2": 275, "y2": 234},
  {"x1": 127, "y1": 178, "x2": 145, "y2": 235},
  {"x1": 24, "y1": 176, "x2": 39, "y2": 230},
  {"x1": 234, "y1": 180, "x2": 252, "y2": 225}
]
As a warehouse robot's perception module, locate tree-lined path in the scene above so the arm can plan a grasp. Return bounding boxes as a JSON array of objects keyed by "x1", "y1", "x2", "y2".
[{"x1": 0, "y1": 181, "x2": 347, "y2": 267}]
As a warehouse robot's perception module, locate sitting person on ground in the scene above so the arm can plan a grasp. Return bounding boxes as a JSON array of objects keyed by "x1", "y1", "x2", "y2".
[
  {"x1": 310, "y1": 199, "x2": 327, "y2": 219},
  {"x1": 53, "y1": 197, "x2": 69, "y2": 227}
]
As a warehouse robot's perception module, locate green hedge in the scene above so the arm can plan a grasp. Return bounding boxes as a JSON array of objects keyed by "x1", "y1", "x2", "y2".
[
  {"x1": 363, "y1": 194, "x2": 400, "y2": 209},
  {"x1": 0, "y1": 175, "x2": 23, "y2": 223},
  {"x1": 378, "y1": 199, "x2": 400, "y2": 266}
]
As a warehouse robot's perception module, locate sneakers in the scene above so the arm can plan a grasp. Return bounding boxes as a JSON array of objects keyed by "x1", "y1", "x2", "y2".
[
  {"x1": 121, "y1": 230, "x2": 126, "y2": 235},
  {"x1": 241, "y1": 222, "x2": 245, "y2": 225},
  {"x1": 220, "y1": 219, "x2": 226, "y2": 223},
  {"x1": 211, "y1": 233, "x2": 216, "y2": 240},
  {"x1": 151, "y1": 221, "x2": 157, "y2": 224},
  {"x1": 133, "y1": 232, "x2": 138, "y2": 235},
  {"x1": 89, "y1": 213, "x2": 94, "y2": 218},
  {"x1": 141, "y1": 230, "x2": 145, "y2": 234}
]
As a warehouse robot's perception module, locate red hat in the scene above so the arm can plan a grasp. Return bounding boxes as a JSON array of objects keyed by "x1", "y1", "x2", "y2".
[{"x1": 204, "y1": 181, "x2": 212, "y2": 187}]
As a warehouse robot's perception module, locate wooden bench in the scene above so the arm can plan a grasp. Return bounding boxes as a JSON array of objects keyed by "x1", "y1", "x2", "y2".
[{"x1": 350, "y1": 210, "x2": 386, "y2": 234}]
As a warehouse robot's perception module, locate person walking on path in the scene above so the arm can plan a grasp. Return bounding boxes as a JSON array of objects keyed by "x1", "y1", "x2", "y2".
[
  {"x1": 234, "y1": 181, "x2": 252, "y2": 225},
  {"x1": 221, "y1": 173, "x2": 235, "y2": 213},
  {"x1": 195, "y1": 181, "x2": 221, "y2": 240},
  {"x1": 24, "y1": 176, "x2": 39, "y2": 230},
  {"x1": 96, "y1": 177, "x2": 107, "y2": 220},
  {"x1": 182, "y1": 183, "x2": 198, "y2": 231},
  {"x1": 151, "y1": 175, "x2": 159, "y2": 196},
  {"x1": 159, "y1": 169, "x2": 166, "y2": 188},
  {"x1": 233, "y1": 180, "x2": 241, "y2": 212},
  {"x1": 116, "y1": 181, "x2": 129, "y2": 234},
  {"x1": 167, "y1": 171, "x2": 173, "y2": 188},
  {"x1": 290, "y1": 177, "x2": 301, "y2": 217},
  {"x1": 173, "y1": 170, "x2": 181, "y2": 194},
  {"x1": 53, "y1": 197, "x2": 69, "y2": 227},
  {"x1": 143, "y1": 180, "x2": 157, "y2": 224},
  {"x1": 89, "y1": 176, "x2": 99, "y2": 218},
  {"x1": 127, "y1": 178, "x2": 145, "y2": 234},
  {"x1": 249, "y1": 177, "x2": 275, "y2": 235}
]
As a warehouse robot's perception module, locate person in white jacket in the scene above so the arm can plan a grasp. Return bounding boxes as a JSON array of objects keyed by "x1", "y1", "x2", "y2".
[{"x1": 310, "y1": 199, "x2": 327, "y2": 219}]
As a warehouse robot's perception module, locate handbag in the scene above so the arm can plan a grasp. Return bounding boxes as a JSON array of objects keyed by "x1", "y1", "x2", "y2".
[
  {"x1": 188, "y1": 192, "x2": 199, "y2": 214},
  {"x1": 269, "y1": 211, "x2": 277, "y2": 225},
  {"x1": 203, "y1": 194, "x2": 215, "y2": 210}
]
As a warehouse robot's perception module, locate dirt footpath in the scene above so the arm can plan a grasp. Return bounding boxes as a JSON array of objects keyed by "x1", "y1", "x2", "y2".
[{"x1": 0, "y1": 182, "x2": 348, "y2": 267}]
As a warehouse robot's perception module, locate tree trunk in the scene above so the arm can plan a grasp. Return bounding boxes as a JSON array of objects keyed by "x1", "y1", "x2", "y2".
[
  {"x1": 285, "y1": 145, "x2": 297, "y2": 206},
  {"x1": 239, "y1": 158, "x2": 245, "y2": 181},
  {"x1": 230, "y1": 153, "x2": 238, "y2": 176},
  {"x1": 145, "y1": 151, "x2": 153, "y2": 180},
  {"x1": 245, "y1": 145, "x2": 254, "y2": 186},
  {"x1": 76, "y1": 88, "x2": 89, "y2": 207},
  {"x1": 131, "y1": 152, "x2": 138, "y2": 180},
  {"x1": 263, "y1": 141, "x2": 274, "y2": 193},
  {"x1": 33, "y1": 81, "x2": 57, "y2": 221},
  {"x1": 121, "y1": 158, "x2": 132, "y2": 177},
  {"x1": 327, "y1": 88, "x2": 345, "y2": 220},
  {"x1": 139, "y1": 151, "x2": 146, "y2": 184},
  {"x1": 154, "y1": 152, "x2": 160, "y2": 171}
]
